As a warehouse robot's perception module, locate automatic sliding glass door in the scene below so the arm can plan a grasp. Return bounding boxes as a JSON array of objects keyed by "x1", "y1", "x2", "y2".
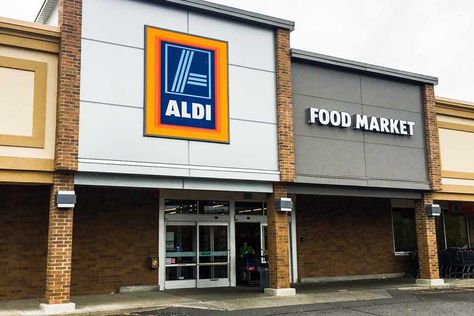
[
  {"x1": 165, "y1": 222, "x2": 230, "y2": 289},
  {"x1": 165, "y1": 223, "x2": 197, "y2": 289},
  {"x1": 197, "y1": 223, "x2": 230, "y2": 287}
]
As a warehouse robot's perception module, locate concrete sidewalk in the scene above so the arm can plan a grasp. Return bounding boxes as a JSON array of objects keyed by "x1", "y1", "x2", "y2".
[{"x1": 1, "y1": 278, "x2": 473, "y2": 316}]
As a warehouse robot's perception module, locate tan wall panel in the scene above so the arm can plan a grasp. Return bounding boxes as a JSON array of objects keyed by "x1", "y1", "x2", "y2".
[
  {"x1": 0, "y1": 67, "x2": 34, "y2": 136},
  {"x1": 0, "y1": 46, "x2": 57, "y2": 160},
  {"x1": 439, "y1": 128, "x2": 474, "y2": 173}
]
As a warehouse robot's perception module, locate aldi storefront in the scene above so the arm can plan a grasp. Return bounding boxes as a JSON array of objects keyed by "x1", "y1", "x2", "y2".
[{"x1": 0, "y1": 0, "x2": 458, "y2": 312}]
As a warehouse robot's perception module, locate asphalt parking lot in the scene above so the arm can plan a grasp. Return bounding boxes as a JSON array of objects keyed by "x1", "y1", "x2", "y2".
[{"x1": 123, "y1": 288, "x2": 474, "y2": 316}]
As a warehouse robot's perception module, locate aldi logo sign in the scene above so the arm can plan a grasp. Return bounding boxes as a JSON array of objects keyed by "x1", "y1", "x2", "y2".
[{"x1": 145, "y1": 26, "x2": 229, "y2": 143}]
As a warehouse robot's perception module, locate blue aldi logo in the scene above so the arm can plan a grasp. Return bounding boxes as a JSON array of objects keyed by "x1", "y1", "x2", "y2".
[
  {"x1": 162, "y1": 43, "x2": 214, "y2": 129},
  {"x1": 145, "y1": 27, "x2": 229, "y2": 143}
]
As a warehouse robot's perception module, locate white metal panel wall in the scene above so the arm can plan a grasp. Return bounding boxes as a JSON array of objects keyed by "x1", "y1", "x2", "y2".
[{"x1": 79, "y1": 0, "x2": 279, "y2": 182}]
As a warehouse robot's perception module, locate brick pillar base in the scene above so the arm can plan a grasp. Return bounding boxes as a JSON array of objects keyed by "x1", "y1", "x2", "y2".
[
  {"x1": 40, "y1": 172, "x2": 75, "y2": 312},
  {"x1": 415, "y1": 193, "x2": 444, "y2": 286},
  {"x1": 266, "y1": 183, "x2": 295, "y2": 296}
]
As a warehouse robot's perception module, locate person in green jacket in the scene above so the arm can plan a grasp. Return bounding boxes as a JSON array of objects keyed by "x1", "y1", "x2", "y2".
[{"x1": 239, "y1": 242, "x2": 255, "y2": 258}]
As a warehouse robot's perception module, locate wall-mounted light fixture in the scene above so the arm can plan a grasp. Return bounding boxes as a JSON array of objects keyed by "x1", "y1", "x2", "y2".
[
  {"x1": 275, "y1": 197, "x2": 293, "y2": 212},
  {"x1": 426, "y1": 203, "x2": 441, "y2": 217},
  {"x1": 57, "y1": 191, "x2": 76, "y2": 209}
]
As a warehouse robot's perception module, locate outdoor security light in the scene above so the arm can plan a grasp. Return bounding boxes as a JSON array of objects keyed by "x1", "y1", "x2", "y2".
[
  {"x1": 426, "y1": 203, "x2": 441, "y2": 217},
  {"x1": 275, "y1": 197, "x2": 293, "y2": 212},
  {"x1": 57, "y1": 191, "x2": 76, "y2": 209}
]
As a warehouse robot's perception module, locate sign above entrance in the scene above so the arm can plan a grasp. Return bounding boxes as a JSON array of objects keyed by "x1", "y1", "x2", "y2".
[
  {"x1": 144, "y1": 26, "x2": 229, "y2": 143},
  {"x1": 306, "y1": 107, "x2": 415, "y2": 136}
]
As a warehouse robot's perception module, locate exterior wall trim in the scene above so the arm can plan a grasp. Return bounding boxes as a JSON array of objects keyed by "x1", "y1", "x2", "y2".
[
  {"x1": 441, "y1": 185, "x2": 474, "y2": 194},
  {"x1": 436, "y1": 97, "x2": 474, "y2": 118},
  {"x1": 0, "y1": 17, "x2": 59, "y2": 53},
  {"x1": 287, "y1": 184, "x2": 423, "y2": 199},
  {"x1": 442, "y1": 171, "x2": 474, "y2": 180},
  {"x1": 0, "y1": 170, "x2": 53, "y2": 183},
  {"x1": 433, "y1": 192, "x2": 474, "y2": 202},
  {"x1": 291, "y1": 49, "x2": 438, "y2": 85},
  {"x1": 438, "y1": 121, "x2": 474, "y2": 133},
  {"x1": 0, "y1": 157, "x2": 54, "y2": 171}
]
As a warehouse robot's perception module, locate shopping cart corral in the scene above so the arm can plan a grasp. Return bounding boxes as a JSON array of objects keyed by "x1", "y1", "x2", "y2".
[{"x1": 439, "y1": 248, "x2": 474, "y2": 279}]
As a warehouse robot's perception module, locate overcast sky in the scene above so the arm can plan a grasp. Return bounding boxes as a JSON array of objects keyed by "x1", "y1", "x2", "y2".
[{"x1": 1, "y1": 0, "x2": 473, "y2": 101}]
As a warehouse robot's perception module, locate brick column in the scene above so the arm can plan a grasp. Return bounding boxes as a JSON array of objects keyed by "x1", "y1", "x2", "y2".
[
  {"x1": 414, "y1": 84, "x2": 443, "y2": 286},
  {"x1": 41, "y1": 0, "x2": 82, "y2": 312},
  {"x1": 267, "y1": 27, "x2": 295, "y2": 295},
  {"x1": 44, "y1": 172, "x2": 75, "y2": 304},
  {"x1": 415, "y1": 193, "x2": 443, "y2": 285},
  {"x1": 423, "y1": 84, "x2": 442, "y2": 191},
  {"x1": 265, "y1": 183, "x2": 295, "y2": 295},
  {"x1": 275, "y1": 28, "x2": 295, "y2": 183}
]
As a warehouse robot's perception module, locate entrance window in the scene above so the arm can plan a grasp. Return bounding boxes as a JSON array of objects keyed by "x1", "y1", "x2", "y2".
[
  {"x1": 165, "y1": 200, "x2": 197, "y2": 214},
  {"x1": 392, "y1": 207, "x2": 417, "y2": 253},
  {"x1": 444, "y1": 210, "x2": 469, "y2": 248},
  {"x1": 199, "y1": 200, "x2": 229, "y2": 214},
  {"x1": 235, "y1": 202, "x2": 266, "y2": 215},
  {"x1": 435, "y1": 209, "x2": 470, "y2": 250}
]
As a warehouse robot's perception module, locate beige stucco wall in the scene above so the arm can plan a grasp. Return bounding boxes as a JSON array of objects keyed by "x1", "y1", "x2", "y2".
[
  {"x1": 0, "y1": 67, "x2": 35, "y2": 136},
  {"x1": 439, "y1": 128, "x2": 474, "y2": 174},
  {"x1": 437, "y1": 111, "x2": 474, "y2": 191},
  {"x1": 0, "y1": 45, "x2": 57, "y2": 160}
]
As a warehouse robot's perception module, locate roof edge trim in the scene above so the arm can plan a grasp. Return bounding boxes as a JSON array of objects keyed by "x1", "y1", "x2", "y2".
[
  {"x1": 35, "y1": 0, "x2": 295, "y2": 31},
  {"x1": 35, "y1": 0, "x2": 58, "y2": 24},
  {"x1": 291, "y1": 48, "x2": 438, "y2": 85}
]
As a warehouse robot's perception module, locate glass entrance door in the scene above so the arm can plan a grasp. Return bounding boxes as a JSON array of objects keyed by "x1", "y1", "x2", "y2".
[
  {"x1": 197, "y1": 223, "x2": 230, "y2": 287},
  {"x1": 164, "y1": 222, "x2": 229, "y2": 289},
  {"x1": 164, "y1": 223, "x2": 197, "y2": 289}
]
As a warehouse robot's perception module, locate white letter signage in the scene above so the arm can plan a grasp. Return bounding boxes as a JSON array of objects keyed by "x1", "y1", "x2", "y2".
[{"x1": 306, "y1": 107, "x2": 415, "y2": 136}]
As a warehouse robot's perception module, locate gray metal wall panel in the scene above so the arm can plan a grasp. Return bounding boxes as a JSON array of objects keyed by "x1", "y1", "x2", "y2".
[
  {"x1": 288, "y1": 184, "x2": 422, "y2": 199},
  {"x1": 361, "y1": 105, "x2": 425, "y2": 148},
  {"x1": 292, "y1": 62, "x2": 361, "y2": 103},
  {"x1": 361, "y1": 75, "x2": 423, "y2": 112},
  {"x1": 228, "y1": 66, "x2": 276, "y2": 123},
  {"x1": 189, "y1": 120, "x2": 279, "y2": 171},
  {"x1": 364, "y1": 144, "x2": 428, "y2": 182},
  {"x1": 293, "y1": 94, "x2": 363, "y2": 141},
  {"x1": 79, "y1": 102, "x2": 189, "y2": 165},
  {"x1": 292, "y1": 61, "x2": 429, "y2": 190},
  {"x1": 188, "y1": 11, "x2": 275, "y2": 72},
  {"x1": 295, "y1": 175, "x2": 368, "y2": 187},
  {"x1": 296, "y1": 136, "x2": 366, "y2": 178},
  {"x1": 82, "y1": 0, "x2": 188, "y2": 48},
  {"x1": 80, "y1": 39, "x2": 143, "y2": 108}
]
